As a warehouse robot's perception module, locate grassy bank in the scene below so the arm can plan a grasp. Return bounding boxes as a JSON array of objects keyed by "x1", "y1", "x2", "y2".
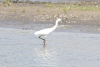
[
  {"x1": 1, "y1": 0, "x2": 100, "y2": 12},
  {"x1": 0, "y1": 0, "x2": 100, "y2": 23},
  {"x1": 44, "y1": 3, "x2": 100, "y2": 14}
]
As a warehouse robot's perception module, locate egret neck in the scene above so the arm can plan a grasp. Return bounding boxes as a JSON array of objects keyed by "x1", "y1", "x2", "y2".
[{"x1": 52, "y1": 20, "x2": 59, "y2": 31}]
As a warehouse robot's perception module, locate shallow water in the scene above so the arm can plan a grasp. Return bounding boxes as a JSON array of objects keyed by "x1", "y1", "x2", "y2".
[{"x1": 0, "y1": 28, "x2": 100, "y2": 67}]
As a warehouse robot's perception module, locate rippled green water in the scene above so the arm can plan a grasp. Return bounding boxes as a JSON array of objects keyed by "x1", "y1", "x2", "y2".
[{"x1": 0, "y1": 28, "x2": 100, "y2": 67}]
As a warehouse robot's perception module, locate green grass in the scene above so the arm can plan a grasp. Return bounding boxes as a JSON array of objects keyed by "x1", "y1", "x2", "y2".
[
  {"x1": 62, "y1": 2, "x2": 74, "y2": 13},
  {"x1": 74, "y1": 5, "x2": 100, "y2": 11},
  {"x1": 62, "y1": 5, "x2": 68, "y2": 14},
  {"x1": 22, "y1": 7, "x2": 25, "y2": 12},
  {"x1": 44, "y1": 3, "x2": 100, "y2": 14},
  {"x1": 3, "y1": 0, "x2": 12, "y2": 7},
  {"x1": 14, "y1": 7, "x2": 17, "y2": 14},
  {"x1": 44, "y1": 3, "x2": 55, "y2": 7},
  {"x1": 62, "y1": 4, "x2": 100, "y2": 12},
  {"x1": 4, "y1": 4, "x2": 7, "y2": 7},
  {"x1": 36, "y1": 8, "x2": 40, "y2": 12}
]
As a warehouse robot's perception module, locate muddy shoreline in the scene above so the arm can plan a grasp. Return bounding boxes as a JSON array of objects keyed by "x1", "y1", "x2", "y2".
[{"x1": 0, "y1": 3, "x2": 100, "y2": 34}]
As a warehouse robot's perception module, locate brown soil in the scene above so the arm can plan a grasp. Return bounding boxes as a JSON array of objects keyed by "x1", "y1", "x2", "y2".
[
  {"x1": 0, "y1": 3, "x2": 100, "y2": 34},
  {"x1": 0, "y1": 3, "x2": 100, "y2": 23}
]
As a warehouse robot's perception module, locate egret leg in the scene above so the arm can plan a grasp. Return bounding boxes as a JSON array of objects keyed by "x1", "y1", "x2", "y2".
[
  {"x1": 39, "y1": 35, "x2": 46, "y2": 46},
  {"x1": 43, "y1": 39, "x2": 46, "y2": 47},
  {"x1": 44, "y1": 39, "x2": 46, "y2": 45},
  {"x1": 39, "y1": 35, "x2": 42, "y2": 39}
]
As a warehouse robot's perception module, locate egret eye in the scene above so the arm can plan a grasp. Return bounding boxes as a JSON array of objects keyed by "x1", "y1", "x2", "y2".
[{"x1": 62, "y1": 20, "x2": 66, "y2": 23}]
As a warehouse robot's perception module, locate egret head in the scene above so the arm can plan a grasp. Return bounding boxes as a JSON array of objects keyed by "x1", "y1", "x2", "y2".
[
  {"x1": 56, "y1": 18, "x2": 66, "y2": 23},
  {"x1": 56, "y1": 18, "x2": 62, "y2": 22}
]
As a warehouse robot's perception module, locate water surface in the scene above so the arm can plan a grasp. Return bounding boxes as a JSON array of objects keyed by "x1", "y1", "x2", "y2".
[{"x1": 0, "y1": 27, "x2": 100, "y2": 67}]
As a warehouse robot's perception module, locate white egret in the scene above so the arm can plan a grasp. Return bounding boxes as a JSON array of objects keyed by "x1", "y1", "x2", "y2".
[{"x1": 34, "y1": 18, "x2": 62, "y2": 45}]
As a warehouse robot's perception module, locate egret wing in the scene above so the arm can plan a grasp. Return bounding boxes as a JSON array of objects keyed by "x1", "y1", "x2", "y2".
[{"x1": 34, "y1": 28, "x2": 53, "y2": 35}]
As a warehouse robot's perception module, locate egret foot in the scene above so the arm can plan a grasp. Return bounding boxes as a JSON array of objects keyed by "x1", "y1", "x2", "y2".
[
  {"x1": 44, "y1": 39, "x2": 46, "y2": 45},
  {"x1": 43, "y1": 39, "x2": 46, "y2": 47}
]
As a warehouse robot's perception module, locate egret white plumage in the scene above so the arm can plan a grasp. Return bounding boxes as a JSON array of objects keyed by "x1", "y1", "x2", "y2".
[{"x1": 34, "y1": 18, "x2": 62, "y2": 45}]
